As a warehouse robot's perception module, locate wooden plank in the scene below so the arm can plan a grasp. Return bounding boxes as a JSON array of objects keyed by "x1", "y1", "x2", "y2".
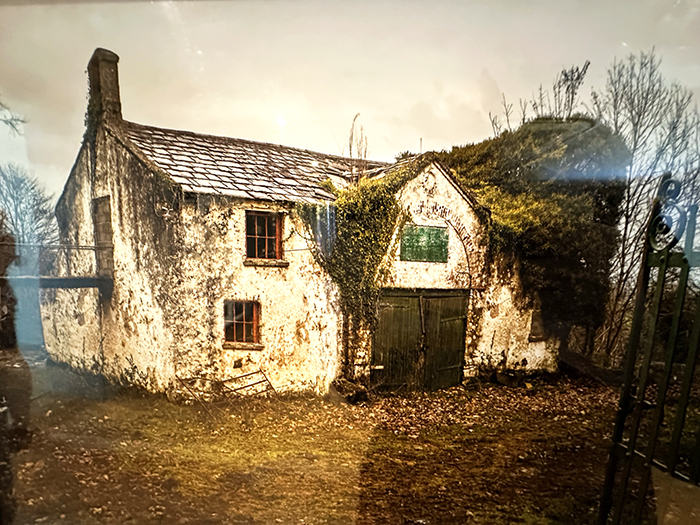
[
  {"x1": 425, "y1": 295, "x2": 466, "y2": 391},
  {"x1": 3, "y1": 276, "x2": 112, "y2": 290},
  {"x1": 372, "y1": 295, "x2": 422, "y2": 389}
]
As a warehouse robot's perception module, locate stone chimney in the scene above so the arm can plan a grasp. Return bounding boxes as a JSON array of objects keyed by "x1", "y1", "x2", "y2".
[{"x1": 87, "y1": 48, "x2": 122, "y2": 124}]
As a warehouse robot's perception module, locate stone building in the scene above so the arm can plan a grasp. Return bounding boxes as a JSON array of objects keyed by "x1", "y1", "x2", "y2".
[
  {"x1": 40, "y1": 48, "x2": 557, "y2": 396},
  {"x1": 345, "y1": 159, "x2": 558, "y2": 390}
]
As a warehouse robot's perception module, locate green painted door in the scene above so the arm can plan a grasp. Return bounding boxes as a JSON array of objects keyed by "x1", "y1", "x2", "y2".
[
  {"x1": 372, "y1": 292, "x2": 468, "y2": 390},
  {"x1": 424, "y1": 296, "x2": 467, "y2": 391},
  {"x1": 371, "y1": 296, "x2": 424, "y2": 389}
]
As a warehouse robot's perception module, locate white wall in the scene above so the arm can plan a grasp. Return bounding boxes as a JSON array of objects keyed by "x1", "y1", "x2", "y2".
[
  {"x1": 172, "y1": 197, "x2": 343, "y2": 394},
  {"x1": 42, "y1": 127, "x2": 344, "y2": 394},
  {"x1": 376, "y1": 163, "x2": 558, "y2": 376}
]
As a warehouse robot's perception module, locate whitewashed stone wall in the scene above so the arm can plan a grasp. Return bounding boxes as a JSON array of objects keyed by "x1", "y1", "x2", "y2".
[
  {"x1": 470, "y1": 266, "x2": 559, "y2": 375},
  {"x1": 42, "y1": 127, "x2": 343, "y2": 395},
  {"x1": 385, "y1": 164, "x2": 488, "y2": 290},
  {"x1": 361, "y1": 163, "x2": 558, "y2": 378},
  {"x1": 43, "y1": 129, "x2": 178, "y2": 391},
  {"x1": 171, "y1": 197, "x2": 343, "y2": 394},
  {"x1": 41, "y1": 146, "x2": 103, "y2": 373}
]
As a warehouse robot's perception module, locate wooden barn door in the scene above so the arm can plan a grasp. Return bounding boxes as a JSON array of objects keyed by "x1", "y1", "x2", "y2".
[
  {"x1": 371, "y1": 295, "x2": 423, "y2": 389},
  {"x1": 372, "y1": 290, "x2": 468, "y2": 391},
  {"x1": 424, "y1": 295, "x2": 467, "y2": 391}
]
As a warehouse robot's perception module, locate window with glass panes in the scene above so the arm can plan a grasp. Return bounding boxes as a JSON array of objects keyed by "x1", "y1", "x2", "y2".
[
  {"x1": 224, "y1": 300, "x2": 259, "y2": 343},
  {"x1": 246, "y1": 211, "x2": 281, "y2": 259}
]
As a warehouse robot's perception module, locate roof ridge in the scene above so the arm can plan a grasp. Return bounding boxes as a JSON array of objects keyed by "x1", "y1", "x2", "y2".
[{"x1": 122, "y1": 120, "x2": 390, "y2": 167}]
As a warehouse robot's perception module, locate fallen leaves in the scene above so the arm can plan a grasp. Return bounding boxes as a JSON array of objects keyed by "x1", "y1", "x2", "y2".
[{"x1": 12, "y1": 376, "x2": 619, "y2": 524}]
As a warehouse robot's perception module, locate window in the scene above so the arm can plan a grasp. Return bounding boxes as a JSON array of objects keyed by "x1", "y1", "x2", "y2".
[
  {"x1": 92, "y1": 196, "x2": 114, "y2": 275},
  {"x1": 224, "y1": 300, "x2": 259, "y2": 344},
  {"x1": 246, "y1": 211, "x2": 281, "y2": 259},
  {"x1": 400, "y1": 225, "x2": 449, "y2": 263}
]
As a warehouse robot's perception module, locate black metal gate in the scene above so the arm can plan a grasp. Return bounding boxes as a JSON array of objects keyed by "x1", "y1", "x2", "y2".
[
  {"x1": 599, "y1": 174, "x2": 700, "y2": 524},
  {"x1": 371, "y1": 289, "x2": 468, "y2": 391}
]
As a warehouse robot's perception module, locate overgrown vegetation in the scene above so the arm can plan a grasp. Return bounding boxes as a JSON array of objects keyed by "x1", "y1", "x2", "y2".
[
  {"x1": 298, "y1": 118, "x2": 630, "y2": 366},
  {"x1": 296, "y1": 157, "x2": 431, "y2": 377},
  {"x1": 437, "y1": 117, "x2": 631, "y2": 341},
  {"x1": 298, "y1": 159, "x2": 424, "y2": 325},
  {"x1": 491, "y1": 51, "x2": 700, "y2": 362}
]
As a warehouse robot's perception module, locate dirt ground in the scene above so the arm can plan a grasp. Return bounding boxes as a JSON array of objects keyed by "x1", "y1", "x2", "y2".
[{"x1": 7, "y1": 365, "x2": 619, "y2": 524}]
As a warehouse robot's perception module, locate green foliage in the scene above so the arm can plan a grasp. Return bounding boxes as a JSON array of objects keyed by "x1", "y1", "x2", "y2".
[
  {"x1": 297, "y1": 159, "x2": 428, "y2": 327},
  {"x1": 318, "y1": 178, "x2": 340, "y2": 197},
  {"x1": 438, "y1": 117, "x2": 630, "y2": 334},
  {"x1": 394, "y1": 150, "x2": 416, "y2": 162}
]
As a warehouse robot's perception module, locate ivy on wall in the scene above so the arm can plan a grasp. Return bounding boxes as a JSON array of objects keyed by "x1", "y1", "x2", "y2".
[
  {"x1": 296, "y1": 157, "x2": 431, "y2": 377},
  {"x1": 297, "y1": 117, "x2": 629, "y2": 375}
]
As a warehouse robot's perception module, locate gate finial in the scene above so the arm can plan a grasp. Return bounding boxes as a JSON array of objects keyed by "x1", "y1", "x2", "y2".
[{"x1": 649, "y1": 172, "x2": 687, "y2": 252}]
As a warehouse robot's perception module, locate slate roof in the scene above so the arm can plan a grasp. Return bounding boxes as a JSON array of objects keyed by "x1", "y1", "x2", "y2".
[{"x1": 123, "y1": 121, "x2": 389, "y2": 203}]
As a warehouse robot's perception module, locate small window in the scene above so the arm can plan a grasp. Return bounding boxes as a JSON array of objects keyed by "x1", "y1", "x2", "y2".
[
  {"x1": 400, "y1": 225, "x2": 449, "y2": 263},
  {"x1": 92, "y1": 196, "x2": 114, "y2": 275},
  {"x1": 224, "y1": 300, "x2": 260, "y2": 344},
  {"x1": 246, "y1": 211, "x2": 282, "y2": 259},
  {"x1": 529, "y1": 309, "x2": 547, "y2": 342}
]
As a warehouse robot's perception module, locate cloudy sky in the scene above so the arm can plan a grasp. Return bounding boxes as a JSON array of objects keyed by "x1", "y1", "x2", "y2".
[{"x1": 0, "y1": 0, "x2": 699, "y2": 198}]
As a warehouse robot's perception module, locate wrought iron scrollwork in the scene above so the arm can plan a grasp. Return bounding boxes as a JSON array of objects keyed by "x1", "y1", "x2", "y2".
[{"x1": 649, "y1": 173, "x2": 687, "y2": 252}]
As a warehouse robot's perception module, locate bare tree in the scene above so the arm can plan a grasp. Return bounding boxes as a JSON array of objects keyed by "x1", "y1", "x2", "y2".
[
  {"x1": 528, "y1": 61, "x2": 591, "y2": 120},
  {"x1": 488, "y1": 52, "x2": 699, "y2": 362},
  {"x1": 589, "y1": 50, "x2": 700, "y2": 361},
  {"x1": 531, "y1": 84, "x2": 552, "y2": 118},
  {"x1": 519, "y1": 98, "x2": 529, "y2": 125},
  {"x1": 489, "y1": 111, "x2": 502, "y2": 137},
  {"x1": 501, "y1": 94, "x2": 514, "y2": 131},
  {"x1": 0, "y1": 164, "x2": 57, "y2": 247},
  {"x1": 348, "y1": 113, "x2": 369, "y2": 182},
  {"x1": 0, "y1": 165, "x2": 58, "y2": 348},
  {"x1": 553, "y1": 61, "x2": 590, "y2": 119},
  {"x1": 0, "y1": 99, "x2": 25, "y2": 135}
]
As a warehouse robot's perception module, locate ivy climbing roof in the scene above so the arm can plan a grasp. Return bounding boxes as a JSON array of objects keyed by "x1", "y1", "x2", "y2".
[{"x1": 122, "y1": 121, "x2": 389, "y2": 204}]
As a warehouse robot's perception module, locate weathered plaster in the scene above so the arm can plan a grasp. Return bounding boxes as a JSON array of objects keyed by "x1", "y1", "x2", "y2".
[
  {"x1": 43, "y1": 131, "x2": 178, "y2": 391},
  {"x1": 43, "y1": 126, "x2": 343, "y2": 395},
  {"x1": 385, "y1": 164, "x2": 488, "y2": 290},
  {"x1": 352, "y1": 163, "x2": 558, "y2": 380},
  {"x1": 469, "y1": 266, "x2": 559, "y2": 375},
  {"x1": 169, "y1": 197, "x2": 342, "y2": 394},
  {"x1": 42, "y1": 145, "x2": 103, "y2": 373}
]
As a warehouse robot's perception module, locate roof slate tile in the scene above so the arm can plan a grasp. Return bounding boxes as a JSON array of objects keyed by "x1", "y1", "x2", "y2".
[{"x1": 123, "y1": 121, "x2": 389, "y2": 203}]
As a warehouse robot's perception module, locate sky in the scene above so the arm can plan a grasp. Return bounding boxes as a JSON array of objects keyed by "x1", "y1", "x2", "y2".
[{"x1": 0, "y1": 0, "x2": 699, "y2": 199}]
